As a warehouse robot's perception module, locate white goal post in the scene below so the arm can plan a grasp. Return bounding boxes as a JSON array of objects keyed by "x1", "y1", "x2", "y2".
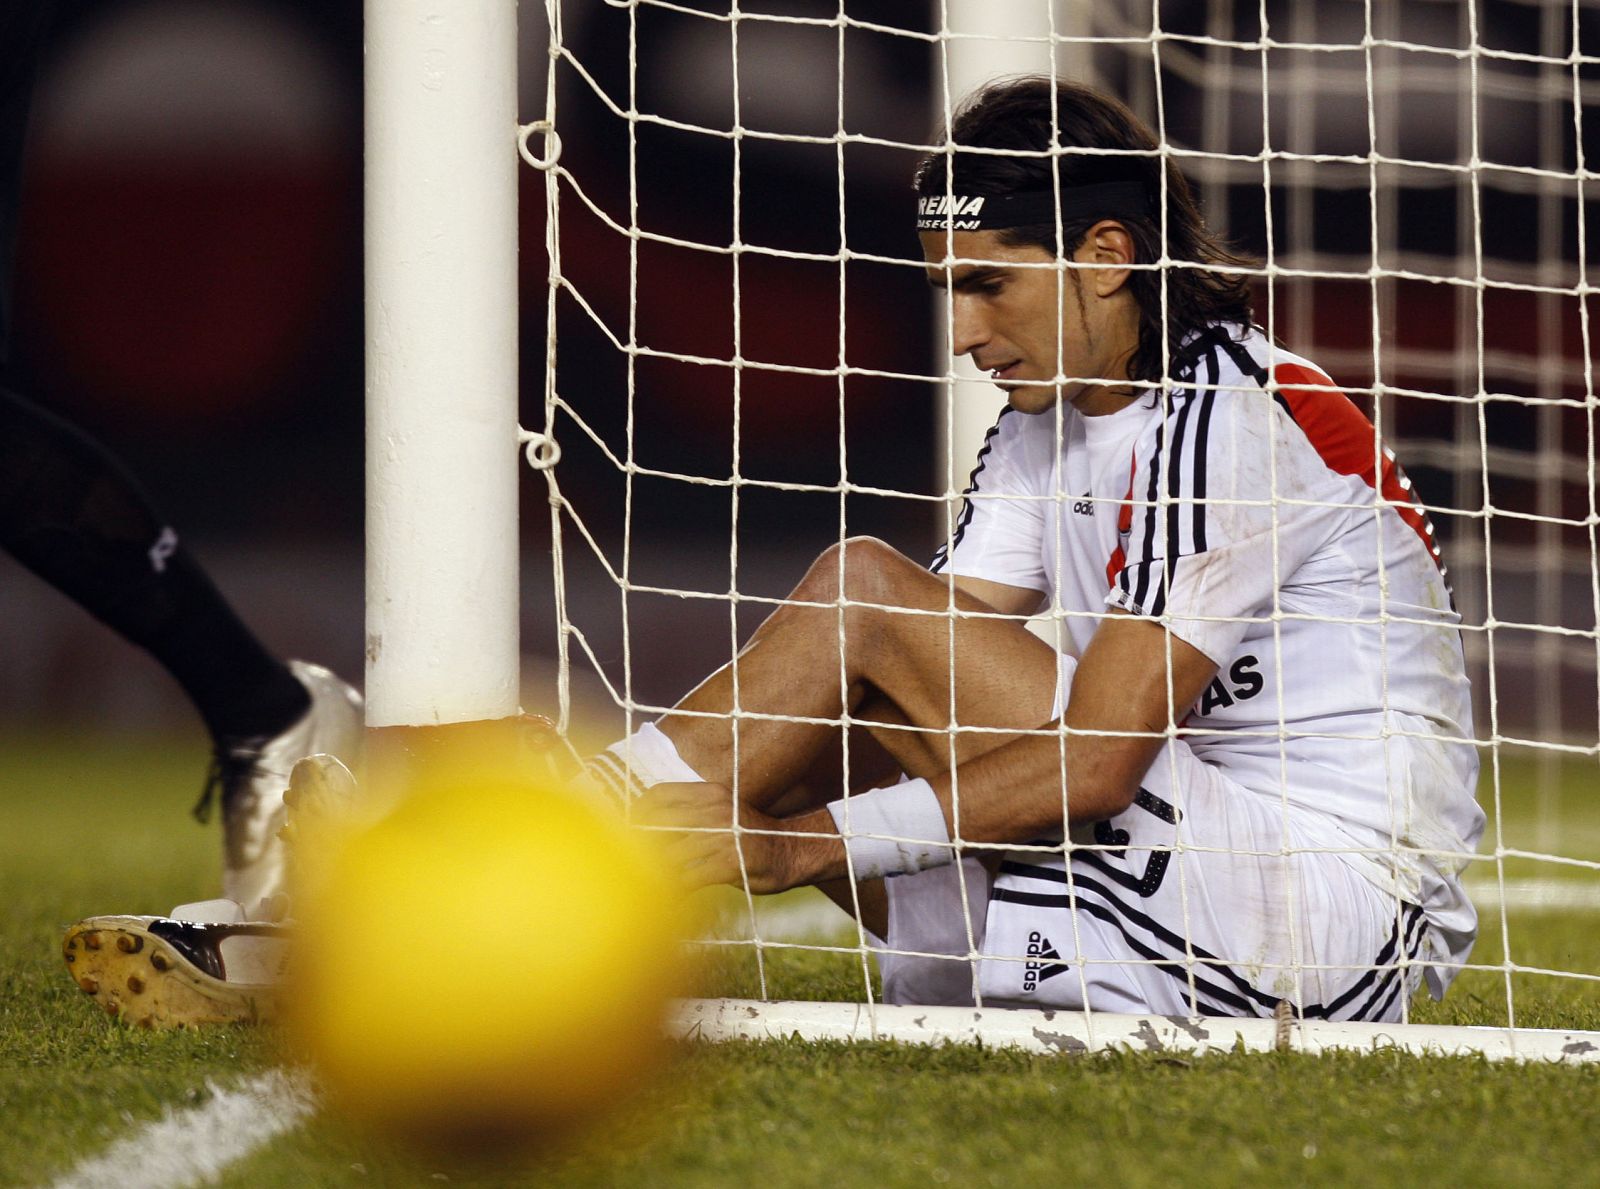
[
  {"x1": 366, "y1": 0, "x2": 1600, "y2": 1061},
  {"x1": 364, "y1": 0, "x2": 522, "y2": 730}
]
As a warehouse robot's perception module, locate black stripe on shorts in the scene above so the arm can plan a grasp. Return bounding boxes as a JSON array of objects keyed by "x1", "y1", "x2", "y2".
[{"x1": 994, "y1": 862, "x2": 1432, "y2": 1022}]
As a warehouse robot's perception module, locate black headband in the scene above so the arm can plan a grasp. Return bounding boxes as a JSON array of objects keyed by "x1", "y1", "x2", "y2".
[{"x1": 915, "y1": 181, "x2": 1153, "y2": 233}]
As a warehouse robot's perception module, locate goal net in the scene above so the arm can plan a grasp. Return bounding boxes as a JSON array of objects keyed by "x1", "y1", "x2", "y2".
[{"x1": 502, "y1": 0, "x2": 1600, "y2": 1057}]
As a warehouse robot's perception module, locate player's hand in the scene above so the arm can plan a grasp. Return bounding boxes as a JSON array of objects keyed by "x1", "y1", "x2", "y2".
[{"x1": 633, "y1": 781, "x2": 796, "y2": 894}]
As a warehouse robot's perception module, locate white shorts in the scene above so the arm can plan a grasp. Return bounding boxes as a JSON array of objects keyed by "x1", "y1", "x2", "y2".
[{"x1": 876, "y1": 662, "x2": 1429, "y2": 1020}]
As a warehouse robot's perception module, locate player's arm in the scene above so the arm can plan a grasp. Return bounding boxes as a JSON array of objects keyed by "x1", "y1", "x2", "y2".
[
  {"x1": 808, "y1": 609, "x2": 1214, "y2": 867},
  {"x1": 660, "y1": 608, "x2": 1216, "y2": 892},
  {"x1": 955, "y1": 609, "x2": 1217, "y2": 830}
]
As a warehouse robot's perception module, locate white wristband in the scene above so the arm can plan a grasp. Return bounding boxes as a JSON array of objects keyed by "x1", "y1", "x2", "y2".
[{"x1": 825, "y1": 777, "x2": 954, "y2": 880}]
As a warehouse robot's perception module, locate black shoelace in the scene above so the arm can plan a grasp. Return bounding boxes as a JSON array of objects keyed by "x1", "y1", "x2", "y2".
[{"x1": 190, "y1": 740, "x2": 267, "y2": 825}]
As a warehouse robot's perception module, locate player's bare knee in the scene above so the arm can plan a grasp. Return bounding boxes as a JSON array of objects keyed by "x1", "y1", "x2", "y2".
[
  {"x1": 800, "y1": 536, "x2": 909, "y2": 606},
  {"x1": 841, "y1": 537, "x2": 930, "y2": 609}
]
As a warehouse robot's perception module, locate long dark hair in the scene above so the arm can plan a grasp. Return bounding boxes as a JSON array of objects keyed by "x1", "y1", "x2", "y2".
[{"x1": 916, "y1": 77, "x2": 1255, "y2": 384}]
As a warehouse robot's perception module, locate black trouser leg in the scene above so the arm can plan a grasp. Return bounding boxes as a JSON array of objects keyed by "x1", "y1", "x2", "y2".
[{"x1": 0, "y1": 385, "x2": 311, "y2": 742}]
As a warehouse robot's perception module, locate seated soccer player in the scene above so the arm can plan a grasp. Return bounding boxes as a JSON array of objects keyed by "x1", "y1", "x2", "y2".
[
  {"x1": 87, "y1": 76, "x2": 1482, "y2": 1029},
  {"x1": 597, "y1": 77, "x2": 1484, "y2": 1020}
]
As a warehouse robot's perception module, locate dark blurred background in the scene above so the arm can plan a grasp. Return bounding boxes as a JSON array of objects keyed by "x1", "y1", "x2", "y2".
[
  {"x1": 6, "y1": 0, "x2": 364, "y2": 732},
  {"x1": 3, "y1": 0, "x2": 1597, "y2": 757}
]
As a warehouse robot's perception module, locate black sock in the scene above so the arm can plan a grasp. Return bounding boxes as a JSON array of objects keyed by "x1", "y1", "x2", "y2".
[{"x1": 0, "y1": 384, "x2": 310, "y2": 743}]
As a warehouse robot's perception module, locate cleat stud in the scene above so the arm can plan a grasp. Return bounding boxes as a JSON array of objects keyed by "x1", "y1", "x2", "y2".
[
  {"x1": 78, "y1": 977, "x2": 99, "y2": 994},
  {"x1": 64, "y1": 952, "x2": 75, "y2": 964},
  {"x1": 117, "y1": 935, "x2": 143, "y2": 954},
  {"x1": 127, "y1": 976, "x2": 145, "y2": 994},
  {"x1": 102, "y1": 1001, "x2": 120, "y2": 1017},
  {"x1": 83, "y1": 933, "x2": 101, "y2": 951},
  {"x1": 150, "y1": 952, "x2": 171, "y2": 972}
]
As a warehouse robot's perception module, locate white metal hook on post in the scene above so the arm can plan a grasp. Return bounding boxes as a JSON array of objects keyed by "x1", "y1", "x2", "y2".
[
  {"x1": 518, "y1": 120, "x2": 563, "y2": 171},
  {"x1": 518, "y1": 427, "x2": 562, "y2": 471}
]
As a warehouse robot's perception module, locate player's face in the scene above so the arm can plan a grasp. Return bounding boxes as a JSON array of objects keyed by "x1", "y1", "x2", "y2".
[{"x1": 920, "y1": 226, "x2": 1140, "y2": 415}]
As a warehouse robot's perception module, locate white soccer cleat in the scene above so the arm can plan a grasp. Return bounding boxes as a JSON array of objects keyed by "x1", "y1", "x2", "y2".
[
  {"x1": 61, "y1": 915, "x2": 288, "y2": 1028},
  {"x1": 63, "y1": 755, "x2": 366, "y2": 1030},
  {"x1": 212, "y1": 660, "x2": 363, "y2": 912},
  {"x1": 168, "y1": 898, "x2": 248, "y2": 924}
]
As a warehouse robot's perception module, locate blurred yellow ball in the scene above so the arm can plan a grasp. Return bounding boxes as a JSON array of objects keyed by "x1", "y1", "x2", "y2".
[{"x1": 286, "y1": 755, "x2": 689, "y2": 1157}]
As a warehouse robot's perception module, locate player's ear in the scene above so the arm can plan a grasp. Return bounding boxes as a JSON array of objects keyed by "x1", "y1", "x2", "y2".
[{"x1": 1084, "y1": 219, "x2": 1134, "y2": 297}]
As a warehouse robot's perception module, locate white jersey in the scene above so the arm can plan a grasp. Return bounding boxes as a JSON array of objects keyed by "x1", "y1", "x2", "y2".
[{"x1": 931, "y1": 324, "x2": 1484, "y2": 992}]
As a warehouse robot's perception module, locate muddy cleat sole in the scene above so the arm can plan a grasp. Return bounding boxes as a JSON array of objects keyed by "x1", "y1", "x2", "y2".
[{"x1": 62, "y1": 915, "x2": 288, "y2": 1028}]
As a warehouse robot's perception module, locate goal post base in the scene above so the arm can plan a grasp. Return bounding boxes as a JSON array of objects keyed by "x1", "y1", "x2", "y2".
[
  {"x1": 670, "y1": 998, "x2": 1600, "y2": 1064},
  {"x1": 361, "y1": 716, "x2": 565, "y2": 809}
]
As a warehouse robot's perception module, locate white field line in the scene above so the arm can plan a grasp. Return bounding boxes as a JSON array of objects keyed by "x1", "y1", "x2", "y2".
[
  {"x1": 1464, "y1": 877, "x2": 1599, "y2": 912},
  {"x1": 48, "y1": 1069, "x2": 316, "y2": 1189}
]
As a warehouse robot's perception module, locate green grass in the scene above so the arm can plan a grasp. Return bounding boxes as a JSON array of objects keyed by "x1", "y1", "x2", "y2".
[
  {"x1": 215, "y1": 1043, "x2": 1600, "y2": 1188},
  {"x1": 2, "y1": 734, "x2": 1598, "y2": 1187},
  {"x1": 0, "y1": 732, "x2": 281, "y2": 1187}
]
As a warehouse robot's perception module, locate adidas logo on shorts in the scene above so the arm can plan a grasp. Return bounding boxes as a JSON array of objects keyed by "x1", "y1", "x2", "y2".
[{"x1": 1022, "y1": 930, "x2": 1068, "y2": 993}]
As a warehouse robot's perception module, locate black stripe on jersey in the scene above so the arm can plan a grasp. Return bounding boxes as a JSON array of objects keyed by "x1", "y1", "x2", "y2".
[
  {"x1": 1213, "y1": 330, "x2": 1269, "y2": 385},
  {"x1": 1079, "y1": 847, "x2": 1177, "y2": 901},
  {"x1": 1130, "y1": 409, "x2": 1167, "y2": 613},
  {"x1": 1366, "y1": 973, "x2": 1406, "y2": 1023},
  {"x1": 1116, "y1": 328, "x2": 1236, "y2": 616},
  {"x1": 1210, "y1": 331, "x2": 1304, "y2": 430},
  {"x1": 1211, "y1": 325, "x2": 1458, "y2": 607},
  {"x1": 1123, "y1": 392, "x2": 1217, "y2": 619},
  {"x1": 1365, "y1": 952, "x2": 1428, "y2": 1023},
  {"x1": 929, "y1": 408, "x2": 1014, "y2": 574},
  {"x1": 1214, "y1": 331, "x2": 1308, "y2": 440},
  {"x1": 1166, "y1": 327, "x2": 1222, "y2": 385},
  {"x1": 1191, "y1": 353, "x2": 1218, "y2": 555},
  {"x1": 1163, "y1": 384, "x2": 1199, "y2": 607}
]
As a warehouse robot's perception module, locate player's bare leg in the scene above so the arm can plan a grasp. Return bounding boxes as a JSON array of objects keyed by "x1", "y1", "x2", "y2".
[
  {"x1": 657, "y1": 535, "x2": 1060, "y2": 812},
  {"x1": 586, "y1": 536, "x2": 1057, "y2": 934}
]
